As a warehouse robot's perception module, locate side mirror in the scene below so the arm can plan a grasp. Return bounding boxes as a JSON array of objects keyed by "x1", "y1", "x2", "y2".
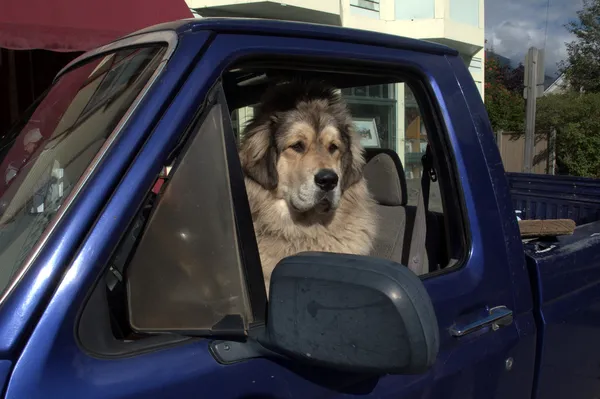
[{"x1": 262, "y1": 252, "x2": 440, "y2": 375}]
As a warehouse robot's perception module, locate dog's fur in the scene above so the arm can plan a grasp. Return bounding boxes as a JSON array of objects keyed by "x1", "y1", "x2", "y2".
[{"x1": 238, "y1": 79, "x2": 378, "y2": 293}]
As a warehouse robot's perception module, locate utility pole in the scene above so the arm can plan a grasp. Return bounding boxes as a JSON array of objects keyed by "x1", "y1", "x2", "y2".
[{"x1": 523, "y1": 47, "x2": 545, "y2": 173}]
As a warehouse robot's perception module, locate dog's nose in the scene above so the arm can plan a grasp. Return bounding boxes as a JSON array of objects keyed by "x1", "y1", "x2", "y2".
[{"x1": 314, "y1": 169, "x2": 339, "y2": 191}]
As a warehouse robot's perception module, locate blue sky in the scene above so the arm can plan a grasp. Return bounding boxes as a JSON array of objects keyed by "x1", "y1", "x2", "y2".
[{"x1": 485, "y1": 0, "x2": 584, "y2": 76}]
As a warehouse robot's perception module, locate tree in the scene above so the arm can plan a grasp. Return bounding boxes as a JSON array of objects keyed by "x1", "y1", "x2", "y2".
[
  {"x1": 536, "y1": 92, "x2": 600, "y2": 177},
  {"x1": 484, "y1": 55, "x2": 525, "y2": 132},
  {"x1": 504, "y1": 63, "x2": 525, "y2": 95},
  {"x1": 484, "y1": 51, "x2": 524, "y2": 94},
  {"x1": 559, "y1": 0, "x2": 600, "y2": 92}
]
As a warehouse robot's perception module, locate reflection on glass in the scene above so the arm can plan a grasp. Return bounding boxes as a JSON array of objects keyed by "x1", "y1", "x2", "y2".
[{"x1": 0, "y1": 45, "x2": 166, "y2": 297}]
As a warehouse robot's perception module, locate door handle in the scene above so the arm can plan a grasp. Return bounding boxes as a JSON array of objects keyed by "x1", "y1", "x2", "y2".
[{"x1": 449, "y1": 306, "x2": 513, "y2": 337}]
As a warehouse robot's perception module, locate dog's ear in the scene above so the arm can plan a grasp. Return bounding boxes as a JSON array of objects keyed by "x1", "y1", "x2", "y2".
[
  {"x1": 341, "y1": 123, "x2": 366, "y2": 191},
  {"x1": 239, "y1": 120, "x2": 279, "y2": 190}
]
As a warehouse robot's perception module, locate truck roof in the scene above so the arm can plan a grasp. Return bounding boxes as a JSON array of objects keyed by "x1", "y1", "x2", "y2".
[{"x1": 127, "y1": 17, "x2": 458, "y2": 57}]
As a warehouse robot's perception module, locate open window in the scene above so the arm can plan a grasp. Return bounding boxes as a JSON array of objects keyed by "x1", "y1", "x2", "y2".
[
  {"x1": 78, "y1": 58, "x2": 467, "y2": 356},
  {"x1": 224, "y1": 62, "x2": 466, "y2": 275}
]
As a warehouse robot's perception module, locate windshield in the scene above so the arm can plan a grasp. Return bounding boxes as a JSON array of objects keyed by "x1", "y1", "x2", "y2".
[{"x1": 0, "y1": 44, "x2": 167, "y2": 297}]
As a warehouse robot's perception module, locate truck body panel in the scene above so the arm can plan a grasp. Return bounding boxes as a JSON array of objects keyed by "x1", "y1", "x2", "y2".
[
  {"x1": 524, "y1": 220, "x2": 600, "y2": 399},
  {"x1": 509, "y1": 171, "x2": 600, "y2": 398}
]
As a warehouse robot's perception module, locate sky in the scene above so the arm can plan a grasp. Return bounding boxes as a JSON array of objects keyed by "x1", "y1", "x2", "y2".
[{"x1": 485, "y1": 0, "x2": 584, "y2": 77}]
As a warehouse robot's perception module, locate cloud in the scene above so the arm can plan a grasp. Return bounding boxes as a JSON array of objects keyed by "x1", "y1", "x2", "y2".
[{"x1": 485, "y1": 0, "x2": 583, "y2": 76}]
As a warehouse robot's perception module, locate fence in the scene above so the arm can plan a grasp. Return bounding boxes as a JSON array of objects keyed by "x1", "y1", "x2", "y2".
[{"x1": 495, "y1": 130, "x2": 556, "y2": 174}]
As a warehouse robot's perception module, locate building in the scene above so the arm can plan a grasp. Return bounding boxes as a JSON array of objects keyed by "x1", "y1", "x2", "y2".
[
  {"x1": 543, "y1": 73, "x2": 571, "y2": 96},
  {"x1": 186, "y1": 0, "x2": 485, "y2": 176}
]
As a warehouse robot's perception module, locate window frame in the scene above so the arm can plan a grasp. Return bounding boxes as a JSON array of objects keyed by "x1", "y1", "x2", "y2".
[
  {"x1": 78, "y1": 48, "x2": 471, "y2": 356},
  {"x1": 124, "y1": 81, "x2": 266, "y2": 336},
  {"x1": 406, "y1": 78, "x2": 470, "y2": 274},
  {"x1": 126, "y1": 82, "x2": 266, "y2": 334},
  {"x1": 213, "y1": 85, "x2": 269, "y2": 325},
  {"x1": 159, "y1": 82, "x2": 268, "y2": 324},
  {"x1": 77, "y1": 82, "x2": 267, "y2": 356}
]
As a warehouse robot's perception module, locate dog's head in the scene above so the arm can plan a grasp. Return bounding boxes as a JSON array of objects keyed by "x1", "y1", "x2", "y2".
[{"x1": 239, "y1": 80, "x2": 365, "y2": 214}]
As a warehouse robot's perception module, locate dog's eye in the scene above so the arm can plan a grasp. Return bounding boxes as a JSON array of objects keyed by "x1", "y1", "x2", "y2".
[
  {"x1": 328, "y1": 144, "x2": 338, "y2": 153},
  {"x1": 290, "y1": 142, "x2": 305, "y2": 153}
]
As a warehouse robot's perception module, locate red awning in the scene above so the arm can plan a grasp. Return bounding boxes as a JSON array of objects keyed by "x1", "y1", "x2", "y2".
[{"x1": 0, "y1": 0, "x2": 193, "y2": 52}]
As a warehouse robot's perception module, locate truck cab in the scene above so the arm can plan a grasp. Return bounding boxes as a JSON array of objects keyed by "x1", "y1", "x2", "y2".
[{"x1": 0, "y1": 18, "x2": 598, "y2": 399}]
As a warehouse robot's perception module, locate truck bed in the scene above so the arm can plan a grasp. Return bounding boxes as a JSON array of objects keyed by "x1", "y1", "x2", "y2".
[
  {"x1": 515, "y1": 172, "x2": 600, "y2": 399},
  {"x1": 508, "y1": 172, "x2": 600, "y2": 225}
]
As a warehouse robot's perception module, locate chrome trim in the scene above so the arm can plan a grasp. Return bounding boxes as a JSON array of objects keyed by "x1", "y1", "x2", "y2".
[
  {"x1": 56, "y1": 30, "x2": 178, "y2": 81},
  {"x1": 449, "y1": 306, "x2": 514, "y2": 337},
  {"x1": 0, "y1": 30, "x2": 179, "y2": 306}
]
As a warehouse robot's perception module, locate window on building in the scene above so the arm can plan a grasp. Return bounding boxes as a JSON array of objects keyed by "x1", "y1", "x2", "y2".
[
  {"x1": 341, "y1": 84, "x2": 396, "y2": 150},
  {"x1": 449, "y1": 0, "x2": 480, "y2": 27},
  {"x1": 350, "y1": 0, "x2": 380, "y2": 18},
  {"x1": 395, "y1": 0, "x2": 435, "y2": 20},
  {"x1": 350, "y1": 0, "x2": 380, "y2": 12},
  {"x1": 469, "y1": 57, "x2": 483, "y2": 75}
]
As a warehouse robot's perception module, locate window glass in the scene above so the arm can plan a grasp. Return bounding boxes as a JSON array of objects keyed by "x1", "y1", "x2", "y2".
[
  {"x1": 395, "y1": 0, "x2": 434, "y2": 20},
  {"x1": 350, "y1": 0, "x2": 380, "y2": 11},
  {"x1": 449, "y1": 0, "x2": 480, "y2": 27},
  {"x1": 0, "y1": 45, "x2": 166, "y2": 297},
  {"x1": 127, "y1": 103, "x2": 252, "y2": 334},
  {"x1": 342, "y1": 83, "x2": 443, "y2": 212}
]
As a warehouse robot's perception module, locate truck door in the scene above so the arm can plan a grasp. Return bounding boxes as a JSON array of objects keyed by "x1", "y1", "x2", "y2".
[{"x1": 5, "y1": 30, "x2": 535, "y2": 399}]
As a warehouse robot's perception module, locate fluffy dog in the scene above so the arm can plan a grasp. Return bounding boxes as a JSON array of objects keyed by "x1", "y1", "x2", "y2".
[{"x1": 238, "y1": 80, "x2": 378, "y2": 294}]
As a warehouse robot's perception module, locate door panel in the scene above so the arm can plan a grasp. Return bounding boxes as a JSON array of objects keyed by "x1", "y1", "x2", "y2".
[{"x1": 7, "y1": 33, "x2": 534, "y2": 399}]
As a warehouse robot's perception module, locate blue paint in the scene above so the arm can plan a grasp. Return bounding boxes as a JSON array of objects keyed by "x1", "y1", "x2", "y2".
[
  {"x1": 508, "y1": 172, "x2": 600, "y2": 225},
  {"x1": 0, "y1": 18, "x2": 598, "y2": 399},
  {"x1": 0, "y1": 361, "x2": 11, "y2": 396}
]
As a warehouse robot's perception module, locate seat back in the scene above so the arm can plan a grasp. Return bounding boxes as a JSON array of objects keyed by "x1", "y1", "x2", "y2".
[{"x1": 363, "y1": 148, "x2": 445, "y2": 273}]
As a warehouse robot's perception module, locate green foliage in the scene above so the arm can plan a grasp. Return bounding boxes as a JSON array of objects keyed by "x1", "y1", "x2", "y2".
[
  {"x1": 560, "y1": 0, "x2": 600, "y2": 93},
  {"x1": 484, "y1": 56, "x2": 525, "y2": 132},
  {"x1": 537, "y1": 92, "x2": 600, "y2": 177}
]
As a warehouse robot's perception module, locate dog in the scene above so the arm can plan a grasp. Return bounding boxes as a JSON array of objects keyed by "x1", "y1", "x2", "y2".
[{"x1": 238, "y1": 79, "x2": 378, "y2": 294}]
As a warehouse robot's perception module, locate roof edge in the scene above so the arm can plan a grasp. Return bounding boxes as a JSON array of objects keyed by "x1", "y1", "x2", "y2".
[{"x1": 124, "y1": 17, "x2": 459, "y2": 56}]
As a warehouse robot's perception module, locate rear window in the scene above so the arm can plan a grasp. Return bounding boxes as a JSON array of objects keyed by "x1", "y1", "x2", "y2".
[{"x1": 0, "y1": 45, "x2": 167, "y2": 298}]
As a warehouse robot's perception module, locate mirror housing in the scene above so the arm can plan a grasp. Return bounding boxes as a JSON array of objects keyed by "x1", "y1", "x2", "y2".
[{"x1": 262, "y1": 252, "x2": 440, "y2": 375}]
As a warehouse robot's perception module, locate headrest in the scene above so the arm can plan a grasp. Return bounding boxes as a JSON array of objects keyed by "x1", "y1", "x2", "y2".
[{"x1": 363, "y1": 150, "x2": 407, "y2": 207}]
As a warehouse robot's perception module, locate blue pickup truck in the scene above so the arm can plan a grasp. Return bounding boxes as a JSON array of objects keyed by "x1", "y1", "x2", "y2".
[{"x1": 0, "y1": 17, "x2": 600, "y2": 399}]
